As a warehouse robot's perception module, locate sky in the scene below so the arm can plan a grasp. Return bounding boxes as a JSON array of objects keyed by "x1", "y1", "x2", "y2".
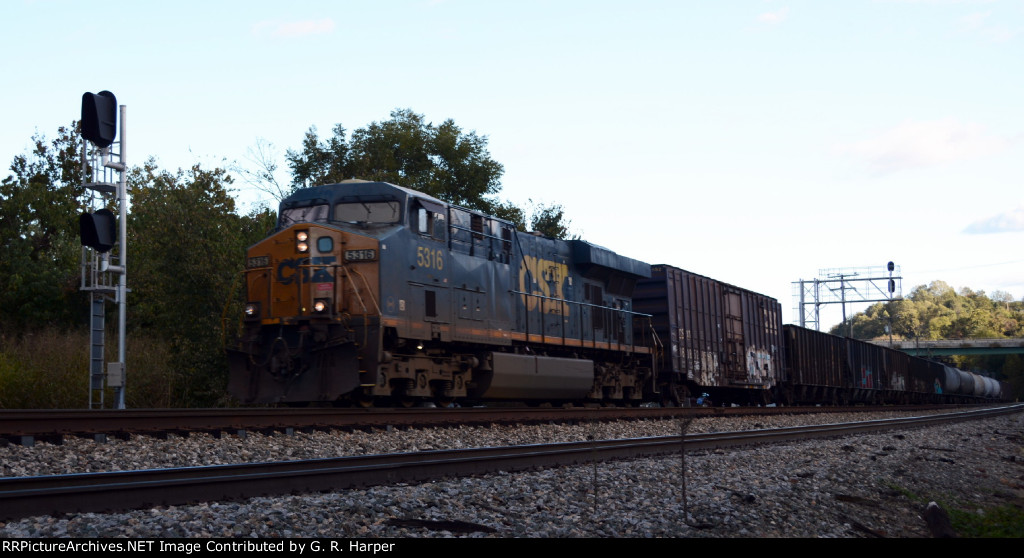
[{"x1": 3, "y1": 0, "x2": 1023, "y2": 331}]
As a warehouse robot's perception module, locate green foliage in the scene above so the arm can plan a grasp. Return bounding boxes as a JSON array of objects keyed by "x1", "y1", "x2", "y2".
[
  {"x1": 830, "y1": 281, "x2": 1024, "y2": 399},
  {"x1": 0, "y1": 330, "x2": 87, "y2": 408},
  {"x1": 947, "y1": 504, "x2": 1024, "y2": 538},
  {"x1": 286, "y1": 109, "x2": 504, "y2": 212},
  {"x1": 0, "y1": 328, "x2": 181, "y2": 409},
  {"x1": 128, "y1": 162, "x2": 275, "y2": 406},
  {"x1": 487, "y1": 199, "x2": 578, "y2": 239},
  {"x1": 283, "y1": 109, "x2": 575, "y2": 239},
  {"x1": 0, "y1": 123, "x2": 89, "y2": 328},
  {"x1": 831, "y1": 280, "x2": 1024, "y2": 341}
]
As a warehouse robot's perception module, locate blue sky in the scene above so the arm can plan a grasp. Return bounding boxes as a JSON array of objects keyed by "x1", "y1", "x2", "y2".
[{"x1": 3, "y1": 0, "x2": 1022, "y2": 330}]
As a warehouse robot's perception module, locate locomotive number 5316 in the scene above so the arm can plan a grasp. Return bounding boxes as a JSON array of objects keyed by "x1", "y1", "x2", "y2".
[{"x1": 416, "y1": 246, "x2": 444, "y2": 270}]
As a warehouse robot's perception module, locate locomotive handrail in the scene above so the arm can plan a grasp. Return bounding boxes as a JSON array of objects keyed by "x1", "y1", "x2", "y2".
[
  {"x1": 509, "y1": 289, "x2": 653, "y2": 318},
  {"x1": 448, "y1": 210, "x2": 511, "y2": 262},
  {"x1": 294, "y1": 262, "x2": 382, "y2": 317},
  {"x1": 511, "y1": 288, "x2": 654, "y2": 354},
  {"x1": 344, "y1": 267, "x2": 382, "y2": 315}
]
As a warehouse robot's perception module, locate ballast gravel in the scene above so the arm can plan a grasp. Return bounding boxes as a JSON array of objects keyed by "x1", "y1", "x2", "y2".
[{"x1": 1, "y1": 409, "x2": 1022, "y2": 538}]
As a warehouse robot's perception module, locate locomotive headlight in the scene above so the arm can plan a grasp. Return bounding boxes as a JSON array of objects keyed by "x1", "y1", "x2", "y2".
[
  {"x1": 313, "y1": 299, "x2": 329, "y2": 313},
  {"x1": 296, "y1": 230, "x2": 310, "y2": 253},
  {"x1": 244, "y1": 302, "x2": 260, "y2": 320}
]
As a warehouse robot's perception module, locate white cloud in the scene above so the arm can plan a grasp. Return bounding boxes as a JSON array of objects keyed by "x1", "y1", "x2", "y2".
[
  {"x1": 964, "y1": 206, "x2": 1024, "y2": 234},
  {"x1": 837, "y1": 118, "x2": 1012, "y2": 175},
  {"x1": 758, "y1": 7, "x2": 790, "y2": 25},
  {"x1": 252, "y1": 19, "x2": 336, "y2": 39},
  {"x1": 959, "y1": 10, "x2": 1015, "y2": 43}
]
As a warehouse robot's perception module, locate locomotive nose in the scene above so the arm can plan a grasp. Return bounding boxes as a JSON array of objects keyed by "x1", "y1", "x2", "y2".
[
  {"x1": 242, "y1": 226, "x2": 380, "y2": 323},
  {"x1": 229, "y1": 224, "x2": 382, "y2": 404}
]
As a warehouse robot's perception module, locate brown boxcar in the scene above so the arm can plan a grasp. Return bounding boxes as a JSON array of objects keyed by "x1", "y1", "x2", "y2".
[{"x1": 634, "y1": 265, "x2": 784, "y2": 404}]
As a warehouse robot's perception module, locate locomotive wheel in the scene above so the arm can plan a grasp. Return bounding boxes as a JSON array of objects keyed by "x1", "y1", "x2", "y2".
[
  {"x1": 397, "y1": 396, "x2": 418, "y2": 408},
  {"x1": 435, "y1": 396, "x2": 455, "y2": 408},
  {"x1": 354, "y1": 390, "x2": 375, "y2": 408}
]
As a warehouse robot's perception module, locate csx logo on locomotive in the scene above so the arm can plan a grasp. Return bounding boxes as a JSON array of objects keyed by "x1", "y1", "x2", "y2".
[
  {"x1": 276, "y1": 256, "x2": 336, "y2": 285},
  {"x1": 518, "y1": 255, "x2": 570, "y2": 315}
]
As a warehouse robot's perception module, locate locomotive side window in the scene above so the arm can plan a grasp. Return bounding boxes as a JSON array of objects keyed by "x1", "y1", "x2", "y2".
[
  {"x1": 416, "y1": 206, "x2": 446, "y2": 241},
  {"x1": 471, "y1": 215, "x2": 484, "y2": 240},
  {"x1": 499, "y1": 225, "x2": 513, "y2": 263},
  {"x1": 450, "y1": 209, "x2": 472, "y2": 254},
  {"x1": 418, "y1": 208, "x2": 429, "y2": 235},
  {"x1": 432, "y1": 212, "x2": 446, "y2": 240},
  {"x1": 450, "y1": 208, "x2": 510, "y2": 261}
]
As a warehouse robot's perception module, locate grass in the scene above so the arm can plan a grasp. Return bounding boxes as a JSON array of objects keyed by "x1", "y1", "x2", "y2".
[
  {"x1": 0, "y1": 326, "x2": 180, "y2": 408},
  {"x1": 947, "y1": 504, "x2": 1024, "y2": 538},
  {"x1": 884, "y1": 480, "x2": 1024, "y2": 538}
]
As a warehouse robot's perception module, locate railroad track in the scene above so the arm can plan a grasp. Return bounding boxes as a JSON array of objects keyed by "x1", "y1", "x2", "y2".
[
  {"x1": 0, "y1": 404, "x2": 968, "y2": 444},
  {"x1": 1, "y1": 404, "x2": 1019, "y2": 522}
]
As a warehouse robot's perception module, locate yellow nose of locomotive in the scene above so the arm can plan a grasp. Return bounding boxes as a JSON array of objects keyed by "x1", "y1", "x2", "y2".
[
  {"x1": 228, "y1": 223, "x2": 381, "y2": 404},
  {"x1": 242, "y1": 225, "x2": 380, "y2": 323}
]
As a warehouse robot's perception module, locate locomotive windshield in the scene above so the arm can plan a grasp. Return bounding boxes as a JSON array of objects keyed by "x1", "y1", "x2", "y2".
[
  {"x1": 334, "y1": 201, "x2": 402, "y2": 224},
  {"x1": 279, "y1": 203, "x2": 329, "y2": 227}
]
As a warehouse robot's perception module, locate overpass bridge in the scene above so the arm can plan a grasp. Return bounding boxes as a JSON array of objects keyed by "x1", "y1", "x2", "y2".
[{"x1": 869, "y1": 338, "x2": 1024, "y2": 356}]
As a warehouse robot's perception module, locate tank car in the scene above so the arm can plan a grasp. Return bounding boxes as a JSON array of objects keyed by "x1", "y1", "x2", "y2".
[{"x1": 227, "y1": 180, "x2": 657, "y2": 406}]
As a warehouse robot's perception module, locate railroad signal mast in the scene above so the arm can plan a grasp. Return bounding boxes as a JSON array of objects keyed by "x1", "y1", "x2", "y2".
[
  {"x1": 793, "y1": 262, "x2": 902, "y2": 336},
  {"x1": 79, "y1": 91, "x2": 128, "y2": 410}
]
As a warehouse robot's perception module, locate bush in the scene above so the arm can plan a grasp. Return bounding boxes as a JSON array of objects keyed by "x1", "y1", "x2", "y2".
[{"x1": 0, "y1": 327, "x2": 182, "y2": 408}]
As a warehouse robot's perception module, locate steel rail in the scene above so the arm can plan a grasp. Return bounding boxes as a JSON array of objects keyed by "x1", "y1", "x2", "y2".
[
  {"x1": 1, "y1": 404, "x2": 1019, "y2": 522},
  {"x1": 0, "y1": 404, "x2": 971, "y2": 439}
]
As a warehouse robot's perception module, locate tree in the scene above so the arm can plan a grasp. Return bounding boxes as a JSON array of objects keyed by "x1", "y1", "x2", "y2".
[
  {"x1": 830, "y1": 282, "x2": 1024, "y2": 399},
  {"x1": 285, "y1": 124, "x2": 350, "y2": 192},
  {"x1": 128, "y1": 161, "x2": 275, "y2": 405},
  {"x1": 0, "y1": 123, "x2": 88, "y2": 329},
  {"x1": 280, "y1": 109, "x2": 574, "y2": 238},
  {"x1": 286, "y1": 109, "x2": 504, "y2": 212},
  {"x1": 229, "y1": 137, "x2": 288, "y2": 203}
]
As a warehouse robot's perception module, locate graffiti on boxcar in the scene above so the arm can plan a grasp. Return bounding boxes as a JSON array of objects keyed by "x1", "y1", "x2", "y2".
[
  {"x1": 691, "y1": 350, "x2": 720, "y2": 385},
  {"x1": 747, "y1": 349, "x2": 775, "y2": 386}
]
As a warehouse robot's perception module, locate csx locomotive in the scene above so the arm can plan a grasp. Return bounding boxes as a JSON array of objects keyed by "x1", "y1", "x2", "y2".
[{"x1": 227, "y1": 180, "x2": 1010, "y2": 406}]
